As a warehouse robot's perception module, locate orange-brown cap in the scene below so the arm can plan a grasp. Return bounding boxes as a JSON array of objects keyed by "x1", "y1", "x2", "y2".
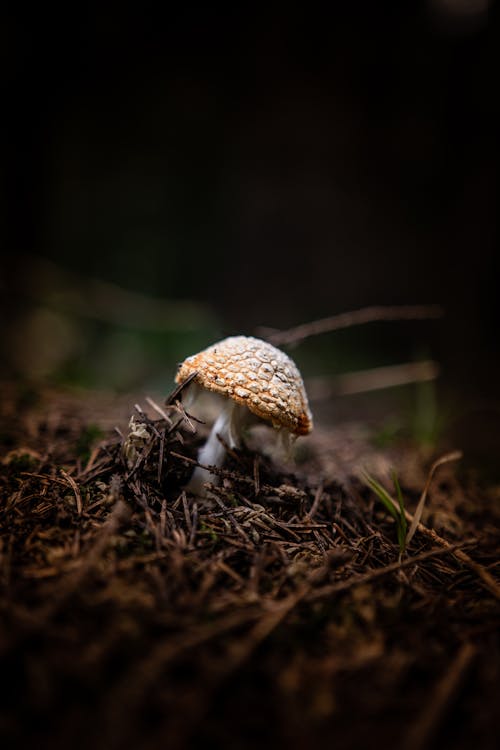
[{"x1": 175, "y1": 336, "x2": 313, "y2": 436}]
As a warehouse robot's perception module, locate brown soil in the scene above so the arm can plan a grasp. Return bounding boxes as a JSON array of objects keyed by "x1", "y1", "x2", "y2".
[{"x1": 1, "y1": 383, "x2": 499, "y2": 750}]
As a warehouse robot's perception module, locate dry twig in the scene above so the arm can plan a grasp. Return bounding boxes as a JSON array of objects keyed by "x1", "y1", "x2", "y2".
[{"x1": 262, "y1": 304, "x2": 443, "y2": 347}]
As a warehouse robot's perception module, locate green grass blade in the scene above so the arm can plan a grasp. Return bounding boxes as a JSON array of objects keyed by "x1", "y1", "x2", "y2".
[
  {"x1": 363, "y1": 470, "x2": 407, "y2": 554},
  {"x1": 392, "y1": 470, "x2": 407, "y2": 552},
  {"x1": 362, "y1": 472, "x2": 400, "y2": 523}
]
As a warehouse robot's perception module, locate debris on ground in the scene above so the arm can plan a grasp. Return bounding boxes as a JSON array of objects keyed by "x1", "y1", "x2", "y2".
[{"x1": 0, "y1": 383, "x2": 499, "y2": 750}]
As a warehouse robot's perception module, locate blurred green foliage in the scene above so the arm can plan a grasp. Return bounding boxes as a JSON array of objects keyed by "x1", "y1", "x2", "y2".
[
  {"x1": 5, "y1": 257, "x2": 221, "y2": 391},
  {"x1": 3, "y1": 257, "x2": 450, "y2": 456}
]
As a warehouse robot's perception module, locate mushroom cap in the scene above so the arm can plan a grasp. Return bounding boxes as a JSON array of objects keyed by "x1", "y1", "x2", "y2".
[{"x1": 175, "y1": 336, "x2": 313, "y2": 436}]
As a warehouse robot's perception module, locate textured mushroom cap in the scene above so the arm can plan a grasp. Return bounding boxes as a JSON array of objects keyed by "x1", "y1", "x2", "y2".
[{"x1": 175, "y1": 336, "x2": 313, "y2": 435}]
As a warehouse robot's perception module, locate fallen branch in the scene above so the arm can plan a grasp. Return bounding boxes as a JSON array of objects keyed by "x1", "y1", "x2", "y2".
[
  {"x1": 262, "y1": 304, "x2": 443, "y2": 347},
  {"x1": 306, "y1": 540, "x2": 477, "y2": 603}
]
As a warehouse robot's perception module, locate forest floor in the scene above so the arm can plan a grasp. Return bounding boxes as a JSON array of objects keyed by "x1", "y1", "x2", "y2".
[{"x1": 0, "y1": 381, "x2": 499, "y2": 750}]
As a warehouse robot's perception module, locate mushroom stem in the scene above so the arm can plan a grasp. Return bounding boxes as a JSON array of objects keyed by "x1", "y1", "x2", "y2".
[{"x1": 187, "y1": 400, "x2": 245, "y2": 495}]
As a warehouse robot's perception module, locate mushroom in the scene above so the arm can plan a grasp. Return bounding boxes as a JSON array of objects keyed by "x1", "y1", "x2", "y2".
[{"x1": 175, "y1": 335, "x2": 313, "y2": 494}]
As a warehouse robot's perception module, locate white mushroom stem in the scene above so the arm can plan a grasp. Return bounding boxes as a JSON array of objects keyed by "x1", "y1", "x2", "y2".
[
  {"x1": 279, "y1": 427, "x2": 296, "y2": 461},
  {"x1": 187, "y1": 399, "x2": 248, "y2": 495}
]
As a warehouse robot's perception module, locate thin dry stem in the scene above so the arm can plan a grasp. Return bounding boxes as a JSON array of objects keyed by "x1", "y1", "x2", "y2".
[{"x1": 263, "y1": 304, "x2": 443, "y2": 346}]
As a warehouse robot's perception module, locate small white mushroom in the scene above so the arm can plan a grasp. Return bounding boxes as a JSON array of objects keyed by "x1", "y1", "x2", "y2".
[{"x1": 175, "y1": 336, "x2": 313, "y2": 494}]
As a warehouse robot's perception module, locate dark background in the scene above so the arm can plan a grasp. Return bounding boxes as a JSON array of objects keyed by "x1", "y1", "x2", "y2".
[{"x1": 2, "y1": 4, "x2": 499, "y2": 417}]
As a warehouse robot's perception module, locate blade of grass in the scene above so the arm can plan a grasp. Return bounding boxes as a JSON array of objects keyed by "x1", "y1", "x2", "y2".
[
  {"x1": 362, "y1": 471, "x2": 406, "y2": 554},
  {"x1": 362, "y1": 472, "x2": 400, "y2": 524},
  {"x1": 392, "y1": 470, "x2": 407, "y2": 553},
  {"x1": 364, "y1": 458, "x2": 499, "y2": 600}
]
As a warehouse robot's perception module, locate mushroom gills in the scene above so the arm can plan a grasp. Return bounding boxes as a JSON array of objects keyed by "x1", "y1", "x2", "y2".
[{"x1": 187, "y1": 399, "x2": 249, "y2": 494}]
